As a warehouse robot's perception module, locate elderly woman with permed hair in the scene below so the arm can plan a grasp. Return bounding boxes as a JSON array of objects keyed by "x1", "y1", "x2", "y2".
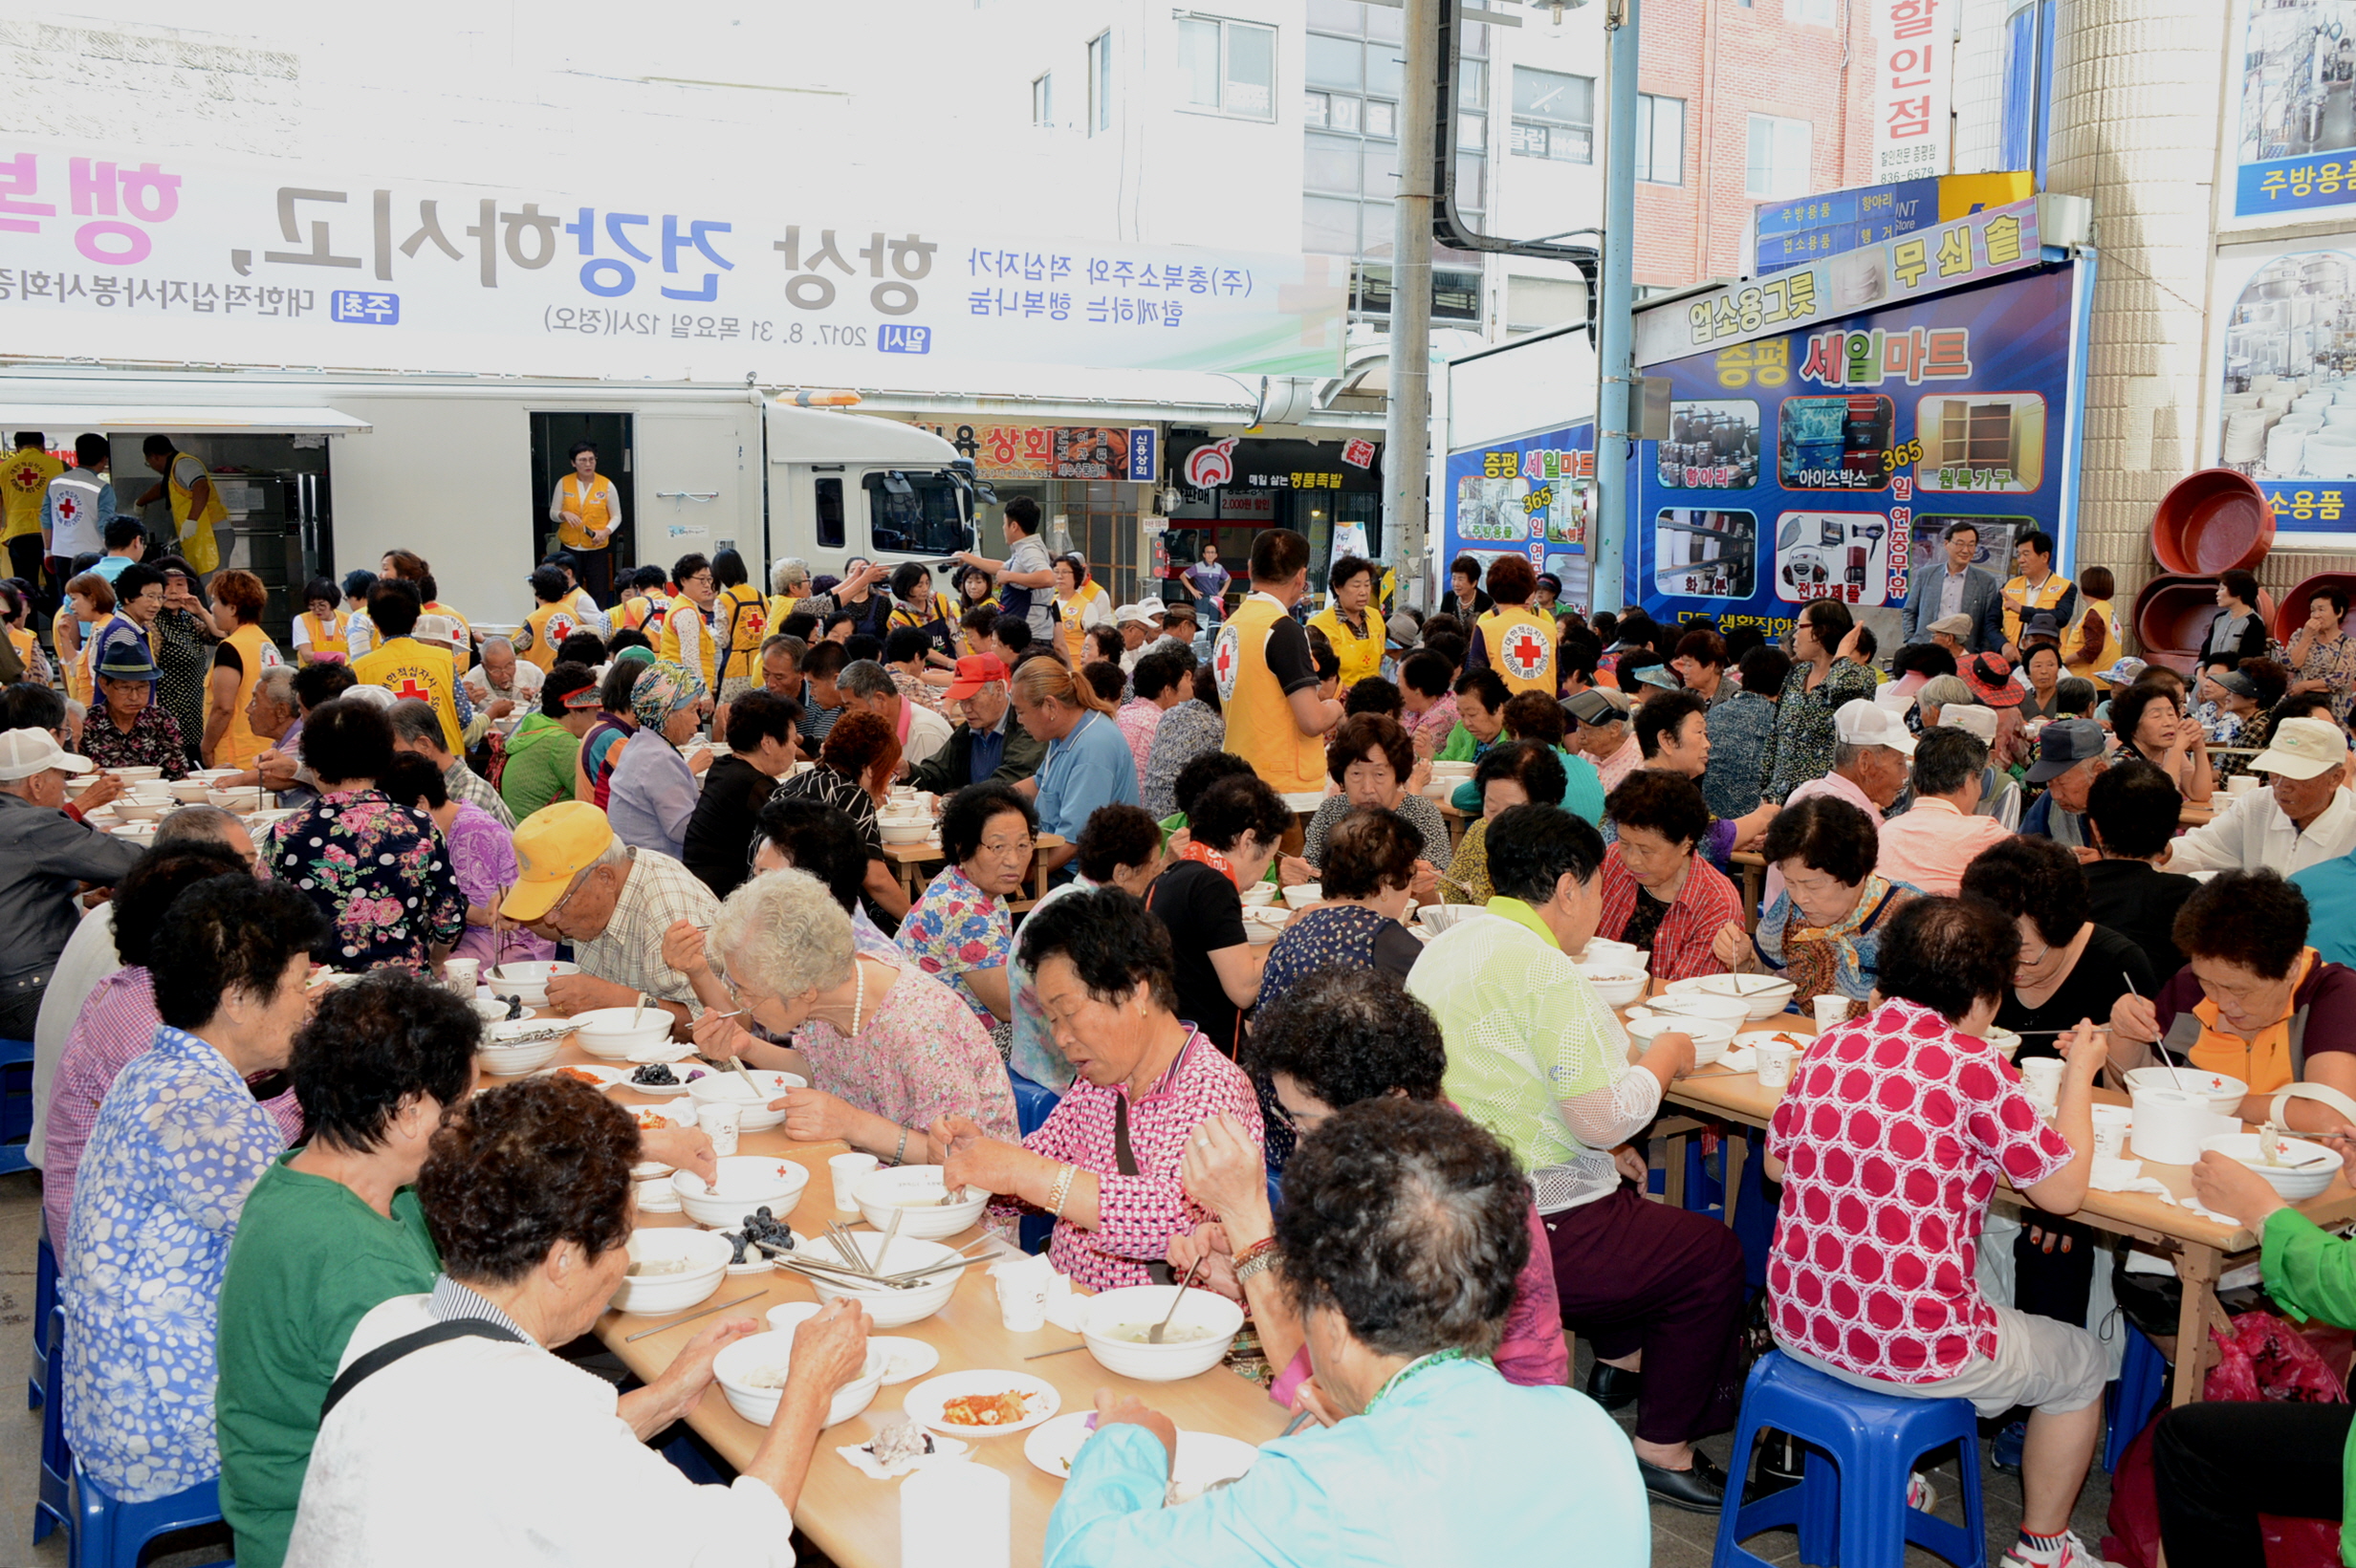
[
  {"x1": 668, "y1": 868, "x2": 1016, "y2": 1165},
  {"x1": 936, "y1": 886, "x2": 1264, "y2": 1293},
  {"x1": 283, "y1": 1076, "x2": 875, "y2": 1566},
  {"x1": 1050, "y1": 1098, "x2": 1648, "y2": 1564}
]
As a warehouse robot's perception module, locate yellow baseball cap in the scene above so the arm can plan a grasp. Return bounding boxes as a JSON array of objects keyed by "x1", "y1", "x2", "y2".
[{"x1": 501, "y1": 801, "x2": 615, "y2": 922}]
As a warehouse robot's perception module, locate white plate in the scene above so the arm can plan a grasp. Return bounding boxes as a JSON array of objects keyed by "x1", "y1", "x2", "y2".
[
  {"x1": 618, "y1": 1101, "x2": 696, "y2": 1134},
  {"x1": 903, "y1": 1369, "x2": 1061, "y2": 1438},
  {"x1": 534, "y1": 1062, "x2": 634, "y2": 1091},
  {"x1": 617, "y1": 1062, "x2": 712, "y2": 1098},
  {"x1": 868, "y1": 1337, "x2": 942, "y2": 1386},
  {"x1": 1023, "y1": 1411, "x2": 1262, "y2": 1500}
]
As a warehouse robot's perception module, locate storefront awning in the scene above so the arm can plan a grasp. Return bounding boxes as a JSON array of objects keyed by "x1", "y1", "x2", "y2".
[{"x1": 0, "y1": 404, "x2": 371, "y2": 434}]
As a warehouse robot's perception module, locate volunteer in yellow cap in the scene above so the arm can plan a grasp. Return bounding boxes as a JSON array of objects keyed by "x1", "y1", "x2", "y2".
[{"x1": 501, "y1": 800, "x2": 720, "y2": 1021}]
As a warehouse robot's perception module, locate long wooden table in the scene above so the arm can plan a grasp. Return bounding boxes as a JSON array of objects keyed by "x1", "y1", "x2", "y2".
[
  {"x1": 882, "y1": 833, "x2": 1065, "y2": 904},
  {"x1": 1646, "y1": 1001, "x2": 2356, "y2": 1409},
  {"x1": 489, "y1": 1033, "x2": 1285, "y2": 1568}
]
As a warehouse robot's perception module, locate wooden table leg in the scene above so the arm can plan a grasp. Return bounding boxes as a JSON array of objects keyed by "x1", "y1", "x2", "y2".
[
  {"x1": 1722, "y1": 1129, "x2": 1747, "y2": 1225},
  {"x1": 2169, "y1": 1244, "x2": 2228, "y2": 1407}
]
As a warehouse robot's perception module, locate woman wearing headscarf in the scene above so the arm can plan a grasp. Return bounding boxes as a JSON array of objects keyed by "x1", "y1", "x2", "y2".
[{"x1": 604, "y1": 658, "x2": 711, "y2": 859}]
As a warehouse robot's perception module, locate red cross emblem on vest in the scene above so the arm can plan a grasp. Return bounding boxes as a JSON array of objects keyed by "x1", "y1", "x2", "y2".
[
  {"x1": 393, "y1": 677, "x2": 434, "y2": 703},
  {"x1": 1501, "y1": 623, "x2": 1550, "y2": 681},
  {"x1": 1211, "y1": 624, "x2": 1243, "y2": 702},
  {"x1": 54, "y1": 493, "x2": 80, "y2": 524}
]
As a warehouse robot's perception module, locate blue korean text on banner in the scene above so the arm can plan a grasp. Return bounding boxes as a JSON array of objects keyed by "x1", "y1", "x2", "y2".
[
  {"x1": 1442, "y1": 424, "x2": 1598, "y2": 615},
  {"x1": 1126, "y1": 427, "x2": 1158, "y2": 484},
  {"x1": 331, "y1": 291, "x2": 399, "y2": 325},
  {"x1": 878, "y1": 325, "x2": 931, "y2": 354},
  {"x1": 1630, "y1": 260, "x2": 2081, "y2": 646},
  {"x1": 1754, "y1": 179, "x2": 1939, "y2": 276}
]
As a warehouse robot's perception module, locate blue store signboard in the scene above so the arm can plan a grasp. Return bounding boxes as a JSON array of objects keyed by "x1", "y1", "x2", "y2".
[
  {"x1": 1631, "y1": 260, "x2": 2082, "y2": 642},
  {"x1": 1443, "y1": 422, "x2": 1598, "y2": 615}
]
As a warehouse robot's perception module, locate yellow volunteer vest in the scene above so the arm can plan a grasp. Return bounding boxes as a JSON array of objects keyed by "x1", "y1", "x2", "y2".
[
  {"x1": 353, "y1": 636, "x2": 464, "y2": 753},
  {"x1": 715, "y1": 583, "x2": 768, "y2": 682},
  {"x1": 425, "y1": 602, "x2": 474, "y2": 675},
  {"x1": 657, "y1": 600, "x2": 717, "y2": 688},
  {"x1": 2063, "y1": 598, "x2": 2120, "y2": 682},
  {"x1": 3, "y1": 448, "x2": 62, "y2": 543},
  {"x1": 297, "y1": 610, "x2": 348, "y2": 664},
  {"x1": 1212, "y1": 593, "x2": 1327, "y2": 795},
  {"x1": 2000, "y1": 573, "x2": 2073, "y2": 650},
  {"x1": 167, "y1": 456, "x2": 226, "y2": 575},
  {"x1": 522, "y1": 601, "x2": 583, "y2": 672},
  {"x1": 556, "y1": 473, "x2": 616, "y2": 551},
  {"x1": 214, "y1": 621, "x2": 283, "y2": 770},
  {"x1": 616, "y1": 591, "x2": 666, "y2": 634},
  {"x1": 1306, "y1": 605, "x2": 1384, "y2": 689},
  {"x1": 1058, "y1": 580, "x2": 1110, "y2": 662},
  {"x1": 1478, "y1": 605, "x2": 1559, "y2": 698},
  {"x1": 6, "y1": 625, "x2": 34, "y2": 676}
]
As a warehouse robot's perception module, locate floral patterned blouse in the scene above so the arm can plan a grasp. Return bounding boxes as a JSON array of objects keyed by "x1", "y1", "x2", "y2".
[
  {"x1": 792, "y1": 956, "x2": 1018, "y2": 1143},
  {"x1": 895, "y1": 862, "x2": 1013, "y2": 1030},
  {"x1": 1760, "y1": 658, "x2": 1879, "y2": 804},
  {"x1": 2282, "y1": 629, "x2": 2356, "y2": 723},
  {"x1": 79, "y1": 703, "x2": 191, "y2": 779},
  {"x1": 261, "y1": 789, "x2": 467, "y2": 970},
  {"x1": 61, "y1": 1024, "x2": 286, "y2": 1502}
]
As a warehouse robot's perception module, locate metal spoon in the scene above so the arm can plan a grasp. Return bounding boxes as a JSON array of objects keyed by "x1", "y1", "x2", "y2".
[{"x1": 1150, "y1": 1256, "x2": 1205, "y2": 1344}]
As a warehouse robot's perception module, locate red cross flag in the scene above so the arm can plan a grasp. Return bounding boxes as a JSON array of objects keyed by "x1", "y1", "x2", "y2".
[{"x1": 1500, "y1": 622, "x2": 1551, "y2": 682}]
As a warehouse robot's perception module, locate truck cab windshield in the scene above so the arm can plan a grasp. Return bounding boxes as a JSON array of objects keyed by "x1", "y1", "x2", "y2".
[{"x1": 864, "y1": 469, "x2": 966, "y2": 555}]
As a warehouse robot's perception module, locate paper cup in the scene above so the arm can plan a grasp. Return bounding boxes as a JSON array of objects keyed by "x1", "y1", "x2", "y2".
[
  {"x1": 1756, "y1": 1041, "x2": 1800, "y2": 1090},
  {"x1": 695, "y1": 1102, "x2": 742, "y2": 1158},
  {"x1": 2090, "y1": 1103, "x2": 2133, "y2": 1162},
  {"x1": 2019, "y1": 1057, "x2": 2064, "y2": 1102},
  {"x1": 442, "y1": 957, "x2": 479, "y2": 996},
  {"x1": 829, "y1": 1151, "x2": 879, "y2": 1210},
  {"x1": 1811, "y1": 993, "x2": 1850, "y2": 1032},
  {"x1": 994, "y1": 1267, "x2": 1048, "y2": 1332}
]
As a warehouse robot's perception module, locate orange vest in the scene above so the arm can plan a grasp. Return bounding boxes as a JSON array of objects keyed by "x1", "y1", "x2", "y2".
[
  {"x1": 297, "y1": 610, "x2": 348, "y2": 664},
  {"x1": 1212, "y1": 593, "x2": 1326, "y2": 794},
  {"x1": 657, "y1": 599, "x2": 717, "y2": 689},
  {"x1": 556, "y1": 473, "x2": 616, "y2": 551},
  {"x1": 1478, "y1": 605, "x2": 1559, "y2": 698},
  {"x1": 212, "y1": 621, "x2": 283, "y2": 770}
]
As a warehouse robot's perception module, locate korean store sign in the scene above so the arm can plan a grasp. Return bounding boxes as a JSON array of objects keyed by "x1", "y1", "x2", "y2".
[
  {"x1": 1635, "y1": 197, "x2": 2040, "y2": 367},
  {"x1": 0, "y1": 143, "x2": 1347, "y2": 380},
  {"x1": 2223, "y1": 0, "x2": 2356, "y2": 224},
  {"x1": 1870, "y1": 0, "x2": 1952, "y2": 186}
]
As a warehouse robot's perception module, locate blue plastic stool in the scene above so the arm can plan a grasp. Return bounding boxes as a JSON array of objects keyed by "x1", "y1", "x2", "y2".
[
  {"x1": 34, "y1": 1307, "x2": 67, "y2": 1545},
  {"x1": 0, "y1": 1035, "x2": 34, "y2": 1177},
  {"x1": 1009, "y1": 1072, "x2": 1061, "y2": 1254},
  {"x1": 2104, "y1": 1324, "x2": 2168, "y2": 1474},
  {"x1": 1712, "y1": 1351, "x2": 1986, "y2": 1568},
  {"x1": 70, "y1": 1461, "x2": 230, "y2": 1568},
  {"x1": 30, "y1": 1229, "x2": 55, "y2": 1409}
]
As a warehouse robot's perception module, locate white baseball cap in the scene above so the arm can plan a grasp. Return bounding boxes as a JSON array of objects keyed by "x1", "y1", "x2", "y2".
[
  {"x1": 2251, "y1": 716, "x2": 2348, "y2": 781},
  {"x1": 1833, "y1": 697, "x2": 1917, "y2": 756},
  {"x1": 1937, "y1": 705, "x2": 1999, "y2": 744},
  {"x1": 0, "y1": 728, "x2": 95, "y2": 782},
  {"x1": 414, "y1": 613, "x2": 462, "y2": 649},
  {"x1": 1114, "y1": 603, "x2": 1157, "y2": 628}
]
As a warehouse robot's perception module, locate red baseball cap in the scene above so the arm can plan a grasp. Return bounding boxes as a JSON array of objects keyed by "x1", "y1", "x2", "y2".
[{"x1": 942, "y1": 653, "x2": 1011, "y2": 701}]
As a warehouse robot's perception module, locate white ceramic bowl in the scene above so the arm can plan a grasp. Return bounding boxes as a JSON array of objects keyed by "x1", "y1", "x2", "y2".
[
  {"x1": 1577, "y1": 967, "x2": 1649, "y2": 1009},
  {"x1": 111, "y1": 797, "x2": 164, "y2": 821},
  {"x1": 205, "y1": 789, "x2": 267, "y2": 813},
  {"x1": 878, "y1": 817, "x2": 932, "y2": 845},
  {"x1": 1415, "y1": 904, "x2": 1487, "y2": 933},
  {"x1": 1670, "y1": 972, "x2": 1800, "y2": 1022},
  {"x1": 1644, "y1": 991, "x2": 1755, "y2": 1032},
  {"x1": 1429, "y1": 761, "x2": 1476, "y2": 779},
  {"x1": 1237, "y1": 882, "x2": 1280, "y2": 907},
  {"x1": 686, "y1": 1068, "x2": 807, "y2": 1132},
  {"x1": 797, "y1": 1232, "x2": 963, "y2": 1328},
  {"x1": 1979, "y1": 1027, "x2": 2022, "y2": 1061},
  {"x1": 1240, "y1": 907, "x2": 1289, "y2": 946},
  {"x1": 476, "y1": 1021, "x2": 565, "y2": 1077},
  {"x1": 1579, "y1": 938, "x2": 1641, "y2": 967},
  {"x1": 567, "y1": 1006, "x2": 677, "y2": 1059},
  {"x1": 471, "y1": 997, "x2": 516, "y2": 1024},
  {"x1": 607, "y1": 1227, "x2": 731, "y2": 1317},
  {"x1": 2124, "y1": 1067, "x2": 2247, "y2": 1114},
  {"x1": 166, "y1": 778, "x2": 214, "y2": 803},
  {"x1": 2199, "y1": 1132, "x2": 2344, "y2": 1200},
  {"x1": 1625, "y1": 1009, "x2": 1739, "y2": 1066},
  {"x1": 1280, "y1": 882, "x2": 1323, "y2": 910},
  {"x1": 107, "y1": 765, "x2": 161, "y2": 783},
  {"x1": 1080, "y1": 1285, "x2": 1247, "y2": 1382},
  {"x1": 483, "y1": 960, "x2": 578, "y2": 1007},
  {"x1": 852, "y1": 1165, "x2": 991, "y2": 1238},
  {"x1": 1280, "y1": 791, "x2": 1327, "y2": 814},
  {"x1": 108, "y1": 821, "x2": 159, "y2": 843},
  {"x1": 712, "y1": 1330, "x2": 885, "y2": 1429},
  {"x1": 670, "y1": 1155, "x2": 813, "y2": 1230}
]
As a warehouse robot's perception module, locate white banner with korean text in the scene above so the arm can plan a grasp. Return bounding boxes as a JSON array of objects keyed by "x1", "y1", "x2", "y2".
[
  {"x1": 0, "y1": 141, "x2": 1347, "y2": 382},
  {"x1": 1871, "y1": 0, "x2": 1953, "y2": 186}
]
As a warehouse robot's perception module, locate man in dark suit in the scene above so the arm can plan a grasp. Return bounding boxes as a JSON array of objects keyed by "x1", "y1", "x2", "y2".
[
  {"x1": 905, "y1": 654, "x2": 1044, "y2": 794},
  {"x1": 1900, "y1": 519, "x2": 2005, "y2": 653}
]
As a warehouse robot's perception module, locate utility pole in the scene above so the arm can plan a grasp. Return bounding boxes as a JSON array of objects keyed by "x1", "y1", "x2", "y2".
[
  {"x1": 1590, "y1": 0, "x2": 1640, "y2": 613},
  {"x1": 1385, "y1": 0, "x2": 1440, "y2": 612}
]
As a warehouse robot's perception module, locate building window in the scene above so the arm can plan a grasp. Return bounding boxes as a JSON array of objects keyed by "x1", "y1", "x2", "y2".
[
  {"x1": 1305, "y1": 3, "x2": 1485, "y2": 324},
  {"x1": 1786, "y1": 0, "x2": 1837, "y2": 23},
  {"x1": 1088, "y1": 32, "x2": 1112, "y2": 134},
  {"x1": 1032, "y1": 73, "x2": 1053, "y2": 127},
  {"x1": 1635, "y1": 94, "x2": 1684, "y2": 184},
  {"x1": 1176, "y1": 15, "x2": 1276, "y2": 120},
  {"x1": 1745, "y1": 113, "x2": 1813, "y2": 198},
  {"x1": 1510, "y1": 66, "x2": 1594, "y2": 163}
]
